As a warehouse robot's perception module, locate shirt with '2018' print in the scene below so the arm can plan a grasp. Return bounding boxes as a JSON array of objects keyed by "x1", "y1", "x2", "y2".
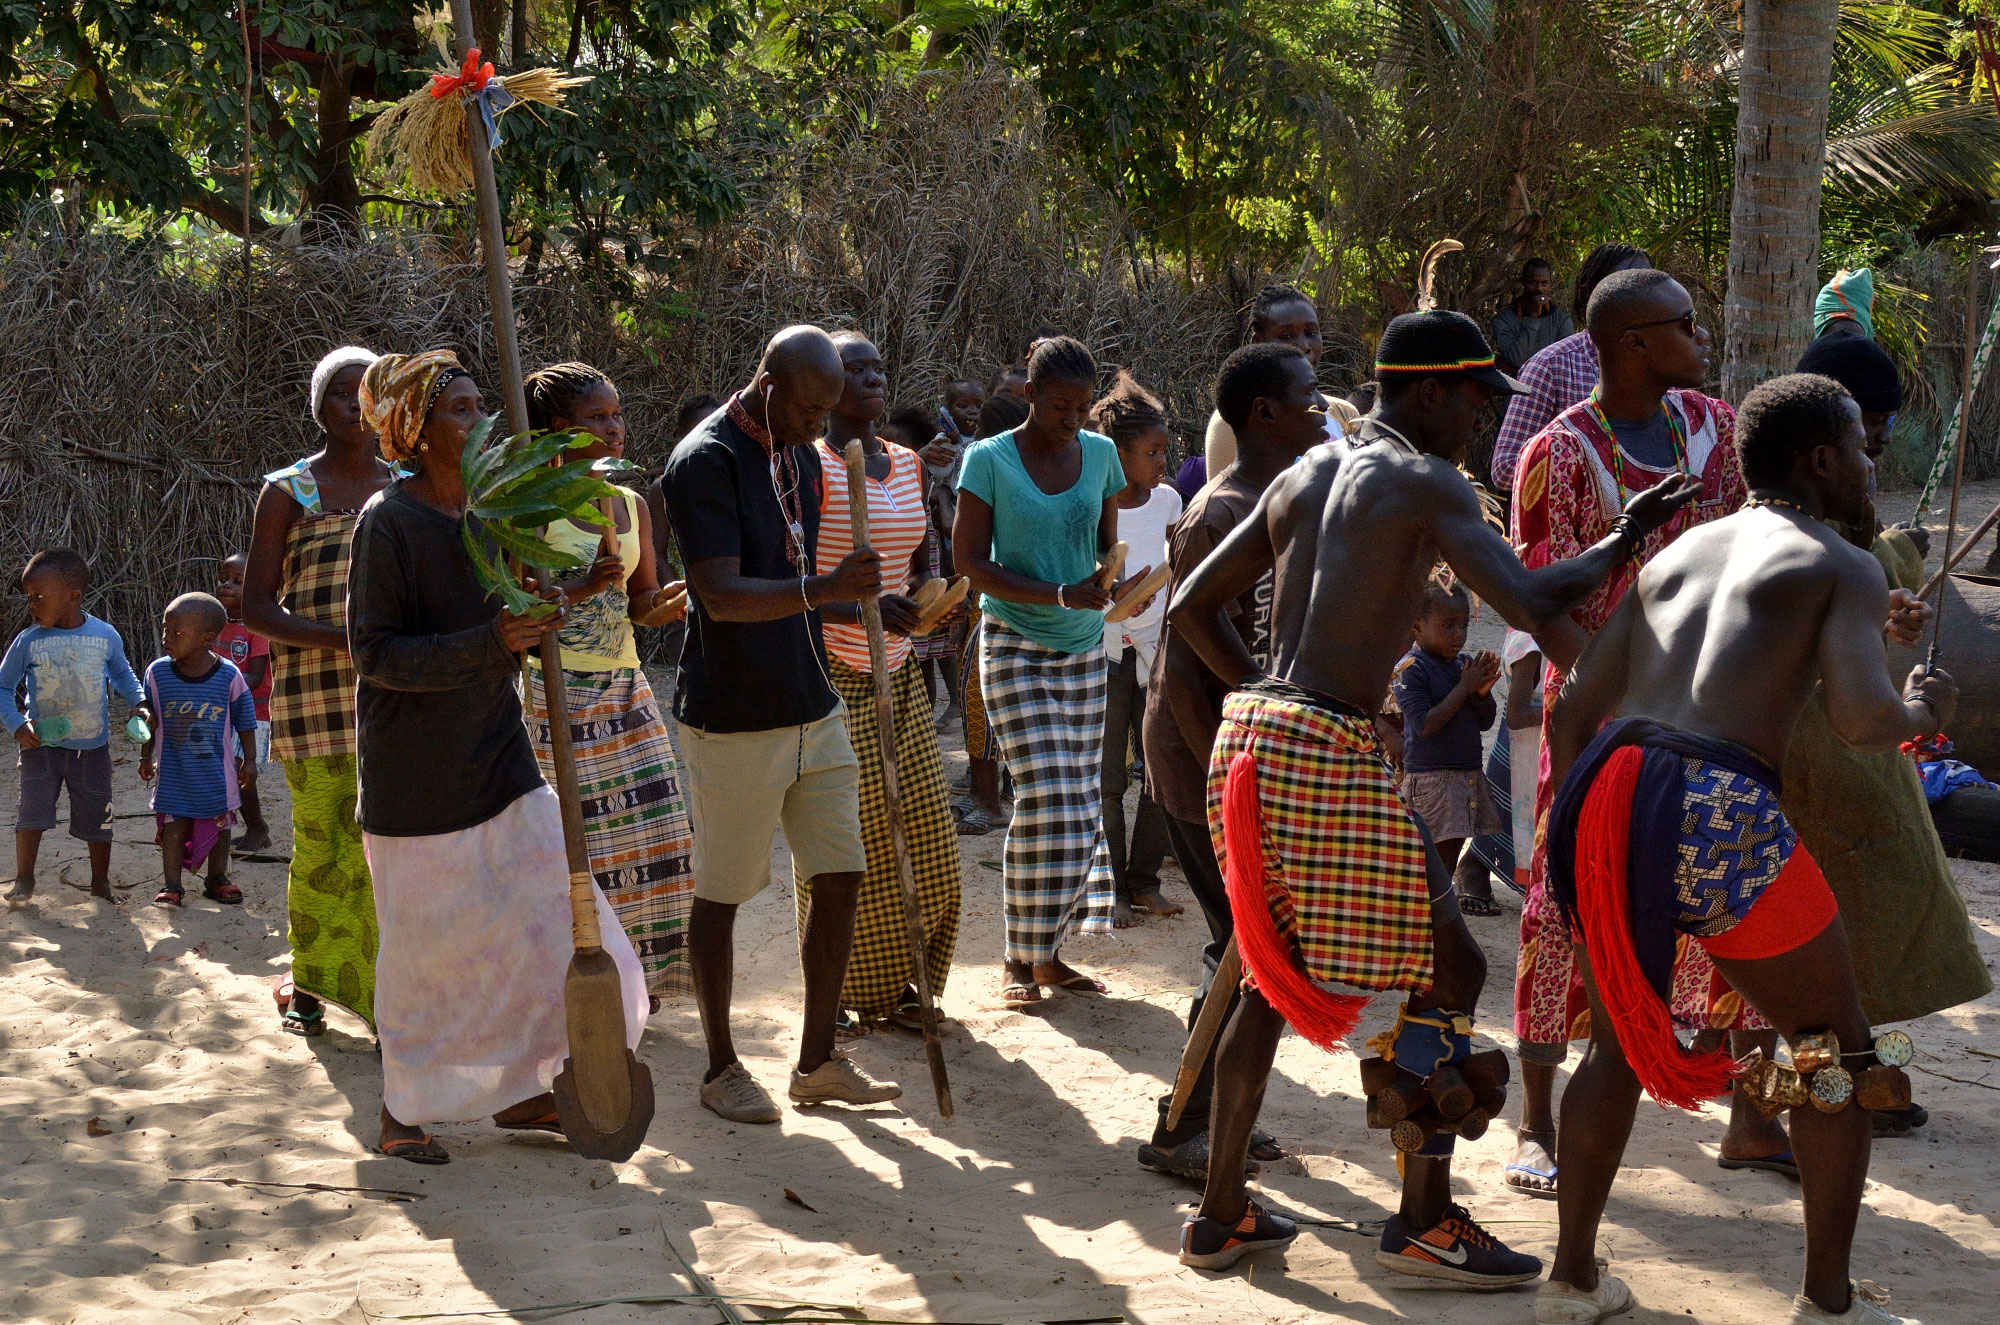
[{"x1": 143, "y1": 656, "x2": 258, "y2": 819}]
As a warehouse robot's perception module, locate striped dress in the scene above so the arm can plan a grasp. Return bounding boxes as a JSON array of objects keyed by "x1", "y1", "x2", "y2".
[
  {"x1": 526, "y1": 486, "x2": 696, "y2": 998},
  {"x1": 798, "y1": 439, "x2": 961, "y2": 1021}
]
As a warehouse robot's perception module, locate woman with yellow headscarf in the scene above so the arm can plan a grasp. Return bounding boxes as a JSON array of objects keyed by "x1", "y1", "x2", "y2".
[{"x1": 348, "y1": 351, "x2": 647, "y2": 1163}]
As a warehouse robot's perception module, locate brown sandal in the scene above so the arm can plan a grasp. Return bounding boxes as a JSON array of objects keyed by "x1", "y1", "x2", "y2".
[
  {"x1": 1001, "y1": 982, "x2": 1043, "y2": 1010},
  {"x1": 377, "y1": 1134, "x2": 450, "y2": 1164}
]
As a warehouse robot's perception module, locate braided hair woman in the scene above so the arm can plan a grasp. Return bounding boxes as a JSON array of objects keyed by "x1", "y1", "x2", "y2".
[
  {"x1": 522, "y1": 362, "x2": 696, "y2": 1009},
  {"x1": 954, "y1": 336, "x2": 1151, "y2": 1007}
]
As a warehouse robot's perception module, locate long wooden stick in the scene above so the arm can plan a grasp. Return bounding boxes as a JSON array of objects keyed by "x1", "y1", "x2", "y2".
[
  {"x1": 448, "y1": 0, "x2": 648, "y2": 1153},
  {"x1": 1929, "y1": 257, "x2": 1984, "y2": 666},
  {"x1": 843, "y1": 439, "x2": 953, "y2": 1119},
  {"x1": 445, "y1": 0, "x2": 590, "y2": 933},
  {"x1": 1164, "y1": 936, "x2": 1240, "y2": 1131}
]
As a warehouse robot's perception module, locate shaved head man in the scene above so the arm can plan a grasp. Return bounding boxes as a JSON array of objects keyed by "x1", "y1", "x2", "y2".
[
  {"x1": 661, "y1": 325, "x2": 903, "y2": 1124},
  {"x1": 1506, "y1": 269, "x2": 1773, "y2": 1201}
]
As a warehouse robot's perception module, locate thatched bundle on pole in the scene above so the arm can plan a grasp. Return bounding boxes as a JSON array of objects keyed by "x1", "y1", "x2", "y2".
[{"x1": 366, "y1": 49, "x2": 590, "y2": 197}]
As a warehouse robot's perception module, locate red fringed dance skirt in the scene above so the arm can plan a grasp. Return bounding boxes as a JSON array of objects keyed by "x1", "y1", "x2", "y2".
[
  {"x1": 1207, "y1": 683, "x2": 1438, "y2": 1050},
  {"x1": 1547, "y1": 718, "x2": 1838, "y2": 1109}
]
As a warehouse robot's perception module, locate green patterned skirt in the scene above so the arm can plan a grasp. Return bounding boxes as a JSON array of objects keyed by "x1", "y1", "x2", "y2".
[{"x1": 283, "y1": 754, "x2": 378, "y2": 1028}]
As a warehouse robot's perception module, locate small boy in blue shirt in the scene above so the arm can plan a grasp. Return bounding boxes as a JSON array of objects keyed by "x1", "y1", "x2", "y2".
[
  {"x1": 1391, "y1": 580, "x2": 1504, "y2": 915},
  {"x1": 2, "y1": 549, "x2": 147, "y2": 905},
  {"x1": 139, "y1": 593, "x2": 259, "y2": 908}
]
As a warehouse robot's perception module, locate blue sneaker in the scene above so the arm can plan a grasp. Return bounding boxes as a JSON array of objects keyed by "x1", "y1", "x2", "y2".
[
  {"x1": 1178, "y1": 1198, "x2": 1298, "y2": 1270},
  {"x1": 1376, "y1": 1203, "x2": 1542, "y2": 1287}
]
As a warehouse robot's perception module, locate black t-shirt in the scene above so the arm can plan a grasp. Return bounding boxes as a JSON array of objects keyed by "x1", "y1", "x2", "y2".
[
  {"x1": 347, "y1": 483, "x2": 545, "y2": 836},
  {"x1": 662, "y1": 405, "x2": 837, "y2": 733}
]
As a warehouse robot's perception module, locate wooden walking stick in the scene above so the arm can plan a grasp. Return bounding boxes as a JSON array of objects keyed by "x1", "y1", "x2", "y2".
[
  {"x1": 446, "y1": 0, "x2": 653, "y2": 1161},
  {"x1": 1164, "y1": 935, "x2": 1240, "y2": 1131},
  {"x1": 843, "y1": 439, "x2": 954, "y2": 1119},
  {"x1": 1928, "y1": 256, "x2": 1986, "y2": 671}
]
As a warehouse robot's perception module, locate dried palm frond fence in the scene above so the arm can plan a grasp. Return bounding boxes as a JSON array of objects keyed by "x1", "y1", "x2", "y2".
[{"x1": 0, "y1": 68, "x2": 1286, "y2": 654}]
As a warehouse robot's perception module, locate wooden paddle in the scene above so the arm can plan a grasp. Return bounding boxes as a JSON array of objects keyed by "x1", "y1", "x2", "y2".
[
  {"x1": 844, "y1": 439, "x2": 954, "y2": 1119},
  {"x1": 1103, "y1": 561, "x2": 1170, "y2": 624},
  {"x1": 1164, "y1": 935, "x2": 1240, "y2": 1130},
  {"x1": 449, "y1": 0, "x2": 653, "y2": 1161},
  {"x1": 1094, "y1": 540, "x2": 1128, "y2": 593},
  {"x1": 909, "y1": 575, "x2": 970, "y2": 636}
]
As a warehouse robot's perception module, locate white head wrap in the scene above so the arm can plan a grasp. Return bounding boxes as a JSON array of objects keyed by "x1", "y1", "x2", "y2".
[{"x1": 310, "y1": 346, "x2": 380, "y2": 428}]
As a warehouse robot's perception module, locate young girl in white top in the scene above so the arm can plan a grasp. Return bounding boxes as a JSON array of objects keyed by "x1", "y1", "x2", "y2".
[{"x1": 1092, "y1": 373, "x2": 1184, "y2": 926}]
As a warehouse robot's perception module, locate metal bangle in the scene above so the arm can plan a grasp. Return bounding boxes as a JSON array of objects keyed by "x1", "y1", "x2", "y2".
[
  {"x1": 799, "y1": 576, "x2": 813, "y2": 612},
  {"x1": 1908, "y1": 693, "x2": 1938, "y2": 732},
  {"x1": 1056, "y1": 583, "x2": 1067, "y2": 609}
]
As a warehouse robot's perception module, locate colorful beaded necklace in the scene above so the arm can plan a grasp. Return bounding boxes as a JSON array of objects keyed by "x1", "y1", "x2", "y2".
[{"x1": 1585, "y1": 388, "x2": 1689, "y2": 504}]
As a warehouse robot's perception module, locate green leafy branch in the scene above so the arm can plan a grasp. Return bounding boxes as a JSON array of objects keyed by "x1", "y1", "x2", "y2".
[{"x1": 457, "y1": 414, "x2": 620, "y2": 617}]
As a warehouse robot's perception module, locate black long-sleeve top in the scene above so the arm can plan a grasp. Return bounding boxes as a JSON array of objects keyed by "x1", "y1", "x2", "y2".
[{"x1": 347, "y1": 482, "x2": 544, "y2": 836}]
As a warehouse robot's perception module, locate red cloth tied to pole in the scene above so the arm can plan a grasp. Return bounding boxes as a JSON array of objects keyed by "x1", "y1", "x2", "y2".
[{"x1": 430, "y1": 48, "x2": 495, "y2": 98}]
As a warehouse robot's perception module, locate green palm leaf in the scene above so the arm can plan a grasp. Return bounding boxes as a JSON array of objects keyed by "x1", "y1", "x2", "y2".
[{"x1": 458, "y1": 422, "x2": 622, "y2": 617}]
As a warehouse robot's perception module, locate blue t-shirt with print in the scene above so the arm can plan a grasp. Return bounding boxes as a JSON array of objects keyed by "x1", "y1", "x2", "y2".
[
  {"x1": 143, "y1": 657, "x2": 258, "y2": 819},
  {"x1": 957, "y1": 428, "x2": 1125, "y2": 654},
  {"x1": 0, "y1": 616, "x2": 145, "y2": 749}
]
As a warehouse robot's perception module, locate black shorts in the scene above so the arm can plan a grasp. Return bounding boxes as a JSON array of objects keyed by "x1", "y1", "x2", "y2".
[{"x1": 17, "y1": 743, "x2": 115, "y2": 842}]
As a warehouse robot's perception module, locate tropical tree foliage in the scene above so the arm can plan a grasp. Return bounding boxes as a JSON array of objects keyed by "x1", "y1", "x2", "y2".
[{"x1": 0, "y1": 0, "x2": 1992, "y2": 319}]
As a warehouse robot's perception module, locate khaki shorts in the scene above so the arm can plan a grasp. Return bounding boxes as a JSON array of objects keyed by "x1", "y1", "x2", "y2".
[
  {"x1": 677, "y1": 707, "x2": 867, "y2": 905},
  {"x1": 1403, "y1": 767, "x2": 1505, "y2": 842}
]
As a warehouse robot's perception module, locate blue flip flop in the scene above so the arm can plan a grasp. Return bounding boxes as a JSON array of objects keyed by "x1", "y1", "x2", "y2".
[{"x1": 1504, "y1": 1159, "x2": 1558, "y2": 1198}]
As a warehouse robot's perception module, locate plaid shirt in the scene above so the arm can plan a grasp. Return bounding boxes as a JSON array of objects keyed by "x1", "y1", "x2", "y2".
[{"x1": 1492, "y1": 330, "x2": 1599, "y2": 491}]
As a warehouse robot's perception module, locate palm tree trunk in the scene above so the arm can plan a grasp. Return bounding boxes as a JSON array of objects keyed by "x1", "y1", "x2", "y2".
[{"x1": 1721, "y1": 0, "x2": 1840, "y2": 405}]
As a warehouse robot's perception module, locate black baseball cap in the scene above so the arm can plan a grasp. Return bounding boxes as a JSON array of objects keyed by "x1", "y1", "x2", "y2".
[{"x1": 1374, "y1": 310, "x2": 1528, "y2": 394}]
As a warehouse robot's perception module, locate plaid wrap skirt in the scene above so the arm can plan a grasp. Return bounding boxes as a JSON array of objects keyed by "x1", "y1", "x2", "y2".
[
  {"x1": 1209, "y1": 688, "x2": 1435, "y2": 995},
  {"x1": 981, "y1": 617, "x2": 1114, "y2": 964},
  {"x1": 796, "y1": 657, "x2": 961, "y2": 1019},
  {"x1": 526, "y1": 666, "x2": 695, "y2": 998}
]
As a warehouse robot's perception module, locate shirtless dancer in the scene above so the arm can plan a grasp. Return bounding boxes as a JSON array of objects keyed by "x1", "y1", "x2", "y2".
[
  {"x1": 1168, "y1": 310, "x2": 1697, "y2": 1283},
  {"x1": 1539, "y1": 373, "x2": 1952, "y2": 1325}
]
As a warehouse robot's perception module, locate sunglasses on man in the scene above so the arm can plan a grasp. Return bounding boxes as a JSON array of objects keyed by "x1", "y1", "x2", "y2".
[{"x1": 1625, "y1": 308, "x2": 1699, "y2": 336}]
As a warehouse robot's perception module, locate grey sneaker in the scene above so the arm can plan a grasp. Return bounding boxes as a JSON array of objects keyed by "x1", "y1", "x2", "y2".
[
  {"x1": 700, "y1": 1062, "x2": 780, "y2": 1124},
  {"x1": 789, "y1": 1051, "x2": 903, "y2": 1106}
]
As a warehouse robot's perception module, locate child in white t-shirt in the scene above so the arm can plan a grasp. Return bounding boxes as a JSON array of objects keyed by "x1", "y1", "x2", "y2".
[{"x1": 1092, "y1": 374, "x2": 1184, "y2": 926}]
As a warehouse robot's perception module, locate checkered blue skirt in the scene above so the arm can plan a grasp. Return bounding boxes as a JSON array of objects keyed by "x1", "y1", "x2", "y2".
[{"x1": 979, "y1": 617, "x2": 1115, "y2": 963}]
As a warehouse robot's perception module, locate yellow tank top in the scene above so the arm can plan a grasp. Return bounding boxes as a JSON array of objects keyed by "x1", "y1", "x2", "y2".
[{"x1": 532, "y1": 486, "x2": 644, "y2": 673}]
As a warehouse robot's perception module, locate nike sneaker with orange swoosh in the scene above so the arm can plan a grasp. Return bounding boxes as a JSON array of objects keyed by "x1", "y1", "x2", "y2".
[
  {"x1": 1376, "y1": 1203, "x2": 1542, "y2": 1287},
  {"x1": 1177, "y1": 1198, "x2": 1299, "y2": 1270}
]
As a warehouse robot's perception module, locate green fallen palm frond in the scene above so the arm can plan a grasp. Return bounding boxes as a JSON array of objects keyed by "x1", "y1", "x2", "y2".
[{"x1": 458, "y1": 419, "x2": 621, "y2": 618}]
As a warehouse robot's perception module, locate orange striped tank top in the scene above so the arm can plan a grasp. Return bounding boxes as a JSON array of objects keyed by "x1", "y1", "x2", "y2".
[{"x1": 815, "y1": 439, "x2": 929, "y2": 672}]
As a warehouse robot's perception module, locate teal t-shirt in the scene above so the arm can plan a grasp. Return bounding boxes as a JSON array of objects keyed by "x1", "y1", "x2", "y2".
[{"x1": 958, "y1": 428, "x2": 1125, "y2": 654}]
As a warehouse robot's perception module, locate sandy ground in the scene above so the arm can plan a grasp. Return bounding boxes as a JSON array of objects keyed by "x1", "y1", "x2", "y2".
[{"x1": 5, "y1": 486, "x2": 2000, "y2": 1324}]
